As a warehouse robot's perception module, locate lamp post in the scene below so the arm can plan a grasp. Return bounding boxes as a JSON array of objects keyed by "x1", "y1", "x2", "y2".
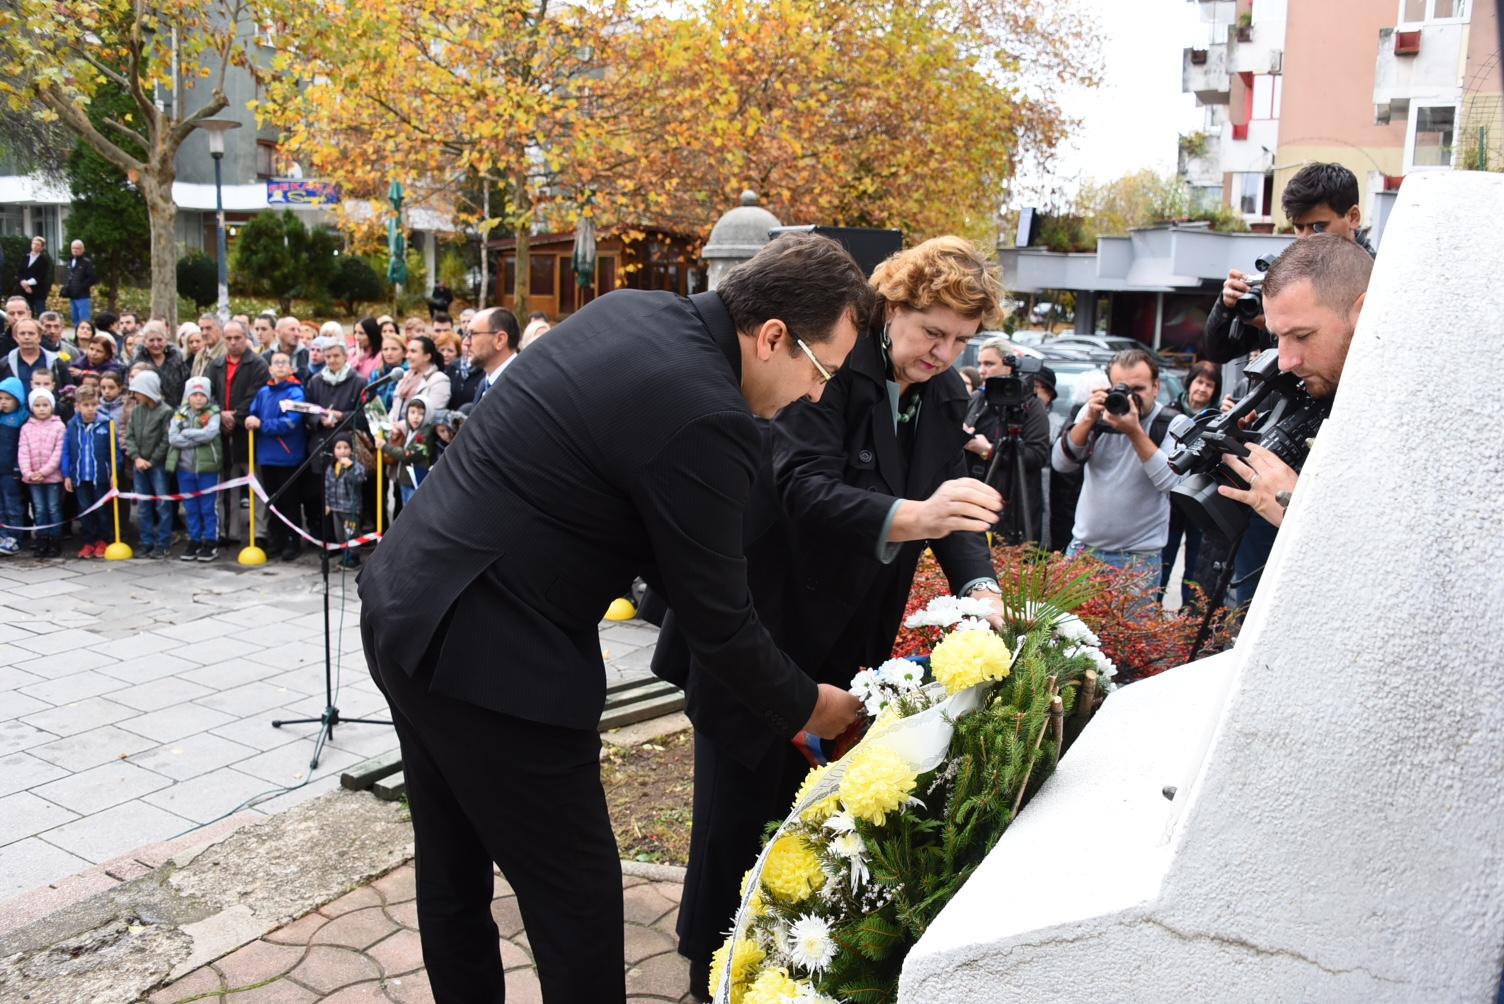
[{"x1": 199, "y1": 118, "x2": 241, "y2": 323}]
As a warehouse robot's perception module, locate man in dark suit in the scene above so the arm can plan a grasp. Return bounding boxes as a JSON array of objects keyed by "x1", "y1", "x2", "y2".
[
  {"x1": 359, "y1": 234, "x2": 874, "y2": 1002},
  {"x1": 208, "y1": 320, "x2": 270, "y2": 544},
  {"x1": 16, "y1": 237, "x2": 52, "y2": 319}
]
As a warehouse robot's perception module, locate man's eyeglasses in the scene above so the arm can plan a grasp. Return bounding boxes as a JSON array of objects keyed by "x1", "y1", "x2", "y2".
[{"x1": 795, "y1": 337, "x2": 833, "y2": 383}]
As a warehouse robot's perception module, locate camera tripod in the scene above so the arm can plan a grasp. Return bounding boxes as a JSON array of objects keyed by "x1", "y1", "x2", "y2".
[{"x1": 981, "y1": 403, "x2": 1035, "y2": 546}]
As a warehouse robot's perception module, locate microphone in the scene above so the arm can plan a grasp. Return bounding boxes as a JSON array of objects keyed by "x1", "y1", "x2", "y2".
[{"x1": 360, "y1": 367, "x2": 404, "y2": 397}]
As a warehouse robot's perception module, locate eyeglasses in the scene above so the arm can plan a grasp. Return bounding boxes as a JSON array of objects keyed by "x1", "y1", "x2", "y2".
[{"x1": 795, "y1": 337, "x2": 833, "y2": 383}]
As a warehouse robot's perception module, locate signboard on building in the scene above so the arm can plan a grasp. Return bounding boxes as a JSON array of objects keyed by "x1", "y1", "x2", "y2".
[{"x1": 266, "y1": 179, "x2": 340, "y2": 206}]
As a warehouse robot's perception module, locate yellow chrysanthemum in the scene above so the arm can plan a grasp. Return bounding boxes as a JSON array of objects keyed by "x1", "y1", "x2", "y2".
[
  {"x1": 709, "y1": 935, "x2": 766, "y2": 1002},
  {"x1": 738, "y1": 867, "x2": 766, "y2": 918},
  {"x1": 837, "y1": 741, "x2": 917, "y2": 825},
  {"x1": 799, "y1": 794, "x2": 841, "y2": 824},
  {"x1": 743, "y1": 965, "x2": 802, "y2": 1004},
  {"x1": 791, "y1": 763, "x2": 832, "y2": 810},
  {"x1": 929, "y1": 628, "x2": 1013, "y2": 696},
  {"x1": 760, "y1": 834, "x2": 826, "y2": 902}
]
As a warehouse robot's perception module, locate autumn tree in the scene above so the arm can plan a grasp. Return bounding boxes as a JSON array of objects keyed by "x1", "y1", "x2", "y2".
[
  {"x1": 0, "y1": 0, "x2": 293, "y2": 327},
  {"x1": 255, "y1": 0, "x2": 627, "y2": 315},
  {"x1": 590, "y1": 0, "x2": 1100, "y2": 244}
]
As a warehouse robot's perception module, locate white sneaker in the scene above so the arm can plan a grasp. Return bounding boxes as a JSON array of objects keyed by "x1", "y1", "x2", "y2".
[{"x1": 0, "y1": 537, "x2": 18, "y2": 556}]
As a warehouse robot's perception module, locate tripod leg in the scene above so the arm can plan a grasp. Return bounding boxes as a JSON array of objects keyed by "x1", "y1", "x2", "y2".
[
  {"x1": 1013, "y1": 440, "x2": 1034, "y2": 544},
  {"x1": 1187, "y1": 528, "x2": 1244, "y2": 661}
]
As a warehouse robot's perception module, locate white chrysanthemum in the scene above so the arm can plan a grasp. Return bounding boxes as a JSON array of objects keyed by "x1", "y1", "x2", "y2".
[
  {"x1": 848, "y1": 669, "x2": 886, "y2": 716},
  {"x1": 947, "y1": 595, "x2": 997, "y2": 618},
  {"x1": 786, "y1": 915, "x2": 837, "y2": 974},
  {"x1": 823, "y1": 810, "x2": 856, "y2": 835},
  {"x1": 1065, "y1": 644, "x2": 1117, "y2": 679},
  {"x1": 904, "y1": 608, "x2": 959, "y2": 629},
  {"x1": 1052, "y1": 612, "x2": 1100, "y2": 646},
  {"x1": 873, "y1": 658, "x2": 922, "y2": 691},
  {"x1": 793, "y1": 986, "x2": 842, "y2": 1004},
  {"x1": 830, "y1": 830, "x2": 865, "y2": 859},
  {"x1": 953, "y1": 616, "x2": 992, "y2": 633}
]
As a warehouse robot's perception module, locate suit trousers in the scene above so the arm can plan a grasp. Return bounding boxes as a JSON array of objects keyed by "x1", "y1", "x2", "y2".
[
  {"x1": 677, "y1": 729, "x2": 810, "y2": 997},
  {"x1": 363, "y1": 614, "x2": 625, "y2": 1003}
]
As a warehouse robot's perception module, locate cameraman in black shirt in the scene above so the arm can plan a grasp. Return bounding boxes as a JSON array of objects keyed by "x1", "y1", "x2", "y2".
[{"x1": 1203, "y1": 163, "x2": 1376, "y2": 365}]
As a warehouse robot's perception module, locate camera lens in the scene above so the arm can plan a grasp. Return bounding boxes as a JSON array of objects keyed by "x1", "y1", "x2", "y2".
[{"x1": 1104, "y1": 385, "x2": 1132, "y2": 416}]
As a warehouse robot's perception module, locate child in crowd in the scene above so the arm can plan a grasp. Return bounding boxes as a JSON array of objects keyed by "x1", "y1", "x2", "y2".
[
  {"x1": 30, "y1": 368, "x2": 71, "y2": 425},
  {"x1": 378, "y1": 397, "x2": 434, "y2": 508},
  {"x1": 123, "y1": 370, "x2": 172, "y2": 558},
  {"x1": 97, "y1": 371, "x2": 126, "y2": 429},
  {"x1": 431, "y1": 408, "x2": 464, "y2": 451},
  {"x1": 118, "y1": 362, "x2": 153, "y2": 436},
  {"x1": 18, "y1": 388, "x2": 65, "y2": 558},
  {"x1": 323, "y1": 434, "x2": 366, "y2": 569},
  {"x1": 0, "y1": 377, "x2": 29, "y2": 555},
  {"x1": 244, "y1": 351, "x2": 307, "y2": 561},
  {"x1": 166, "y1": 376, "x2": 223, "y2": 562},
  {"x1": 61, "y1": 386, "x2": 114, "y2": 557}
]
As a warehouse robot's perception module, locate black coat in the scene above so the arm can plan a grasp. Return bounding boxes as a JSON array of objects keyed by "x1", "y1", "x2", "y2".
[
  {"x1": 358, "y1": 289, "x2": 818, "y2": 738},
  {"x1": 61, "y1": 254, "x2": 97, "y2": 299},
  {"x1": 17, "y1": 251, "x2": 51, "y2": 301},
  {"x1": 302, "y1": 368, "x2": 366, "y2": 472},
  {"x1": 657, "y1": 329, "x2": 996, "y2": 764},
  {"x1": 208, "y1": 349, "x2": 270, "y2": 468}
]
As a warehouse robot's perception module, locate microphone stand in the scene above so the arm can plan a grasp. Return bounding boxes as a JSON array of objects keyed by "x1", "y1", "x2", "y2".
[{"x1": 266, "y1": 371, "x2": 396, "y2": 769}]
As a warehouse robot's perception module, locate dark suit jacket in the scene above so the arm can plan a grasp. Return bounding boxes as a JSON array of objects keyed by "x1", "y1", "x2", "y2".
[
  {"x1": 358, "y1": 289, "x2": 818, "y2": 738},
  {"x1": 445, "y1": 359, "x2": 484, "y2": 409},
  {"x1": 209, "y1": 349, "x2": 271, "y2": 467},
  {"x1": 17, "y1": 252, "x2": 52, "y2": 299},
  {"x1": 658, "y1": 329, "x2": 996, "y2": 765}
]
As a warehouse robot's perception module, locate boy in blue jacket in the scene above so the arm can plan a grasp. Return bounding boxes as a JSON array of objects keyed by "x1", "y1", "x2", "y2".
[
  {"x1": 244, "y1": 351, "x2": 308, "y2": 561},
  {"x1": 61, "y1": 385, "x2": 114, "y2": 557}
]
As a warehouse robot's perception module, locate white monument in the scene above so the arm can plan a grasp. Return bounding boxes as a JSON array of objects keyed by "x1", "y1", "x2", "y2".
[{"x1": 900, "y1": 170, "x2": 1504, "y2": 1001}]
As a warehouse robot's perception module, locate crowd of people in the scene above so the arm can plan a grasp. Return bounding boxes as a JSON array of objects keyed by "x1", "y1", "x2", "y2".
[{"x1": 0, "y1": 289, "x2": 554, "y2": 561}]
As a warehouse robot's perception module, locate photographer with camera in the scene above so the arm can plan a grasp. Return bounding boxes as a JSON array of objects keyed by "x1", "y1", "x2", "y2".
[
  {"x1": 1212, "y1": 233, "x2": 1371, "y2": 528},
  {"x1": 963, "y1": 338, "x2": 1050, "y2": 544},
  {"x1": 1053, "y1": 348, "x2": 1193, "y2": 601},
  {"x1": 1203, "y1": 163, "x2": 1374, "y2": 365}
]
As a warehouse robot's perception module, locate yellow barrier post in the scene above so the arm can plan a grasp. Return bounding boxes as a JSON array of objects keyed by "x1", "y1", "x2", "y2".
[
  {"x1": 375, "y1": 436, "x2": 384, "y2": 536},
  {"x1": 103, "y1": 420, "x2": 132, "y2": 560},
  {"x1": 238, "y1": 427, "x2": 267, "y2": 566}
]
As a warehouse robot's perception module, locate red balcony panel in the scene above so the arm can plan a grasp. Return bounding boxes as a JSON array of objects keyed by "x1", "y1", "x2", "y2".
[
  {"x1": 1394, "y1": 30, "x2": 1421, "y2": 55},
  {"x1": 1232, "y1": 122, "x2": 1250, "y2": 141}
]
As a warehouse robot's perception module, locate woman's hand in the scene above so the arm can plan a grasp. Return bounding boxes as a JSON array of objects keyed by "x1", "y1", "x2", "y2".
[{"x1": 890, "y1": 478, "x2": 1001, "y2": 542}]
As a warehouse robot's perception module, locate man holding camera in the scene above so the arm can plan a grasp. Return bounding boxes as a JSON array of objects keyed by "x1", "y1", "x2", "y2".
[
  {"x1": 1052, "y1": 348, "x2": 1193, "y2": 600},
  {"x1": 1215, "y1": 234, "x2": 1370, "y2": 528}
]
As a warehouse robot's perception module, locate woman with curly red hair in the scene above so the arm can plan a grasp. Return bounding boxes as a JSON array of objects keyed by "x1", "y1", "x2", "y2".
[{"x1": 665, "y1": 236, "x2": 1011, "y2": 999}]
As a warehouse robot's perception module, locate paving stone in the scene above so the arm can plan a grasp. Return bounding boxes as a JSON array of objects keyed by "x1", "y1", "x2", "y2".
[
  {"x1": 0, "y1": 790, "x2": 79, "y2": 845},
  {"x1": 264, "y1": 908, "x2": 332, "y2": 946},
  {"x1": 625, "y1": 950, "x2": 691, "y2": 999},
  {"x1": 622, "y1": 882, "x2": 679, "y2": 927},
  {"x1": 8, "y1": 628, "x2": 112, "y2": 657},
  {"x1": 0, "y1": 836, "x2": 92, "y2": 900},
  {"x1": 309, "y1": 905, "x2": 399, "y2": 950},
  {"x1": 0, "y1": 751, "x2": 69, "y2": 797},
  {"x1": 218, "y1": 977, "x2": 319, "y2": 1002},
  {"x1": 0, "y1": 621, "x2": 38, "y2": 644},
  {"x1": 0, "y1": 718, "x2": 59, "y2": 756},
  {"x1": 0, "y1": 663, "x2": 46, "y2": 691},
  {"x1": 0, "y1": 691, "x2": 49, "y2": 721},
  {"x1": 0, "y1": 564, "x2": 79, "y2": 584},
  {"x1": 128, "y1": 732, "x2": 259, "y2": 781},
  {"x1": 215, "y1": 939, "x2": 306, "y2": 990},
  {"x1": 624, "y1": 924, "x2": 677, "y2": 965},
  {"x1": 209, "y1": 709, "x2": 318, "y2": 752},
  {"x1": 235, "y1": 745, "x2": 360, "y2": 788},
  {"x1": 384, "y1": 900, "x2": 418, "y2": 930},
  {"x1": 19, "y1": 695, "x2": 138, "y2": 737},
  {"x1": 116, "y1": 703, "x2": 238, "y2": 744},
  {"x1": 95, "y1": 630, "x2": 186, "y2": 662},
  {"x1": 502, "y1": 966, "x2": 544, "y2": 1004},
  {"x1": 109, "y1": 675, "x2": 216, "y2": 712},
  {"x1": 96, "y1": 652, "x2": 203, "y2": 686},
  {"x1": 243, "y1": 642, "x2": 329, "y2": 671},
  {"x1": 491, "y1": 895, "x2": 525, "y2": 939},
  {"x1": 142, "y1": 768, "x2": 283, "y2": 824},
  {"x1": 286, "y1": 944, "x2": 381, "y2": 994},
  {"x1": 8, "y1": 646, "x2": 121, "y2": 680},
  {"x1": 320, "y1": 884, "x2": 384, "y2": 918},
  {"x1": 2, "y1": 577, "x2": 87, "y2": 600},
  {"x1": 260, "y1": 667, "x2": 329, "y2": 696},
  {"x1": 31, "y1": 758, "x2": 173, "y2": 814},
  {"x1": 154, "y1": 617, "x2": 239, "y2": 644},
  {"x1": 162, "y1": 635, "x2": 263, "y2": 667},
  {"x1": 27, "y1": 724, "x2": 159, "y2": 771},
  {"x1": 501, "y1": 936, "x2": 532, "y2": 970},
  {"x1": 371, "y1": 863, "x2": 416, "y2": 904},
  {"x1": 178, "y1": 658, "x2": 282, "y2": 691},
  {"x1": 384, "y1": 971, "x2": 437, "y2": 1004},
  {"x1": 39, "y1": 798, "x2": 191, "y2": 864},
  {"x1": 320, "y1": 981, "x2": 390, "y2": 1003},
  {"x1": 144, "y1": 961, "x2": 225, "y2": 1003},
  {"x1": 17, "y1": 669, "x2": 125, "y2": 706},
  {"x1": 194, "y1": 680, "x2": 306, "y2": 716},
  {"x1": 366, "y1": 928, "x2": 424, "y2": 976}
]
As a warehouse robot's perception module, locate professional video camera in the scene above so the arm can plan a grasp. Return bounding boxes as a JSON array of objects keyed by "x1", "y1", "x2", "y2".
[
  {"x1": 982, "y1": 353, "x2": 1043, "y2": 408},
  {"x1": 1233, "y1": 250, "x2": 1284, "y2": 321},
  {"x1": 1166, "y1": 347, "x2": 1329, "y2": 539}
]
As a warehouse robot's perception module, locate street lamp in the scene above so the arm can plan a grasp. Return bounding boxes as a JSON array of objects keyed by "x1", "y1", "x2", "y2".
[{"x1": 199, "y1": 118, "x2": 241, "y2": 324}]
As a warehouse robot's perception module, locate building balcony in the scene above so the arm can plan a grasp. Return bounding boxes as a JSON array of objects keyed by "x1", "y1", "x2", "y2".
[
  {"x1": 1219, "y1": 117, "x2": 1278, "y2": 174},
  {"x1": 1183, "y1": 43, "x2": 1230, "y2": 105},
  {"x1": 1226, "y1": 20, "x2": 1284, "y2": 75},
  {"x1": 1178, "y1": 133, "x2": 1223, "y2": 187},
  {"x1": 1373, "y1": 22, "x2": 1466, "y2": 123}
]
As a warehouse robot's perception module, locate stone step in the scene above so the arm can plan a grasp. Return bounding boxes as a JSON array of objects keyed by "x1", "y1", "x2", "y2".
[
  {"x1": 599, "y1": 684, "x2": 684, "y2": 731},
  {"x1": 371, "y1": 771, "x2": 407, "y2": 802},
  {"x1": 339, "y1": 750, "x2": 404, "y2": 792}
]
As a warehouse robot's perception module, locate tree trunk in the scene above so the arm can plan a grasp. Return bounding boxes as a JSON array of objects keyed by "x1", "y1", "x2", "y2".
[
  {"x1": 512, "y1": 171, "x2": 530, "y2": 318},
  {"x1": 142, "y1": 171, "x2": 179, "y2": 329},
  {"x1": 477, "y1": 176, "x2": 490, "y2": 310}
]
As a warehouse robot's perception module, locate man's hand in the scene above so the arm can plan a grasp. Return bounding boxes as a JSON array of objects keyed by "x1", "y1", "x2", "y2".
[
  {"x1": 134, "y1": 457, "x2": 151, "y2": 472},
  {"x1": 966, "y1": 587, "x2": 1007, "y2": 631},
  {"x1": 221, "y1": 411, "x2": 236, "y2": 431},
  {"x1": 1218, "y1": 444, "x2": 1297, "y2": 527},
  {"x1": 1101, "y1": 390, "x2": 1143, "y2": 437},
  {"x1": 244, "y1": 415, "x2": 261, "y2": 431},
  {"x1": 802, "y1": 683, "x2": 862, "y2": 739},
  {"x1": 1078, "y1": 387, "x2": 1108, "y2": 427},
  {"x1": 963, "y1": 431, "x2": 992, "y2": 458},
  {"x1": 1221, "y1": 269, "x2": 1251, "y2": 309}
]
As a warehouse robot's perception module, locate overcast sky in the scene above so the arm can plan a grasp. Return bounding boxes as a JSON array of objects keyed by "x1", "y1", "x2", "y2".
[{"x1": 1017, "y1": 0, "x2": 1206, "y2": 203}]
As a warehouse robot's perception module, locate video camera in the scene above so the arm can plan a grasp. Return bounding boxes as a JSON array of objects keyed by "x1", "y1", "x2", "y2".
[
  {"x1": 982, "y1": 353, "x2": 1043, "y2": 409},
  {"x1": 1233, "y1": 251, "x2": 1284, "y2": 321},
  {"x1": 1166, "y1": 348, "x2": 1329, "y2": 539}
]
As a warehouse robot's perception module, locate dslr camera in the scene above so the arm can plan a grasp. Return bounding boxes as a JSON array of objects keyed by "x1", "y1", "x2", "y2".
[
  {"x1": 1165, "y1": 348, "x2": 1329, "y2": 538},
  {"x1": 982, "y1": 353, "x2": 1043, "y2": 409},
  {"x1": 1233, "y1": 250, "x2": 1284, "y2": 321}
]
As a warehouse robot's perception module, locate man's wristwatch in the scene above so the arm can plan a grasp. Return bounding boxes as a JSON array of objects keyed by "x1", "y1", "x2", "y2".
[
  {"x1": 970, "y1": 580, "x2": 1002, "y2": 595},
  {"x1": 1274, "y1": 490, "x2": 1292, "y2": 510}
]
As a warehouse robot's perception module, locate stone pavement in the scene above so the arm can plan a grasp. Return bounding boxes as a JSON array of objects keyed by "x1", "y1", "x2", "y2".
[
  {"x1": 0, "y1": 551, "x2": 661, "y2": 914},
  {"x1": 143, "y1": 860, "x2": 695, "y2": 1004}
]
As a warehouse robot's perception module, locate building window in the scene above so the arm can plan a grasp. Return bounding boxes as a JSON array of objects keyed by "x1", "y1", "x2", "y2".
[
  {"x1": 1399, "y1": 0, "x2": 1466, "y2": 23},
  {"x1": 1410, "y1": 105, "x2": 1456, "y2": 167},
  {"x1": 255, "y1": 141, "x2": 276, "y2": 179},
  {"x1": 1250, "y1": 74, "x2": 1282, "y2": 120},
  {"x1": 1235, "y1": 172, "x2": 1266, "y2": 215},
  {"x1": 529, "y1": 253, "x2": 555, "y2": 297}
]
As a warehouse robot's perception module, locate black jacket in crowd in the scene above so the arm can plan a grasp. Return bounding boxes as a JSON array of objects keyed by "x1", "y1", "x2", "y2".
[
  {"x1": 61, "y1": 254, "x2": 97, "y2": 299},
  {"x1": 359, "y1": 288, "x2": 820, "y2": 740},
  {"x1": 208, "y1": 349, "x2": 271, "y2": 469},
  {"x1": 303, "y1": 367, "x2": 366, "y2": 472},
  {"x1": 445, "y1": 358, "x2": 484, "y2": 409},
  {"x1": 964, "y1": 389, "x2": 1051, "y2": 544},
  {"x1": 16, "y1": 250, "x2": 52, "y2": 302}
]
